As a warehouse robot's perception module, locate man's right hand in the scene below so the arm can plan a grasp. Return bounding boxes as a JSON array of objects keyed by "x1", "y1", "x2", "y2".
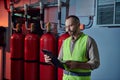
[{"x1": 44, "y1": 54, "x2": 52, "y2": 64}]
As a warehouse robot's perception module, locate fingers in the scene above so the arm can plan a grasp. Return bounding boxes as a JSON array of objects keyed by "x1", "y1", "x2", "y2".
[
  {"x1": 65, "y1": 61, "x2": 72, "y2": 68},
  {"x1": 65, "y1": 60, "x2": 72, "y2": 66},
  {"x1": 44, "y1": 54, "x2": 52, "y2": 63},
  {"x1": 65, "y1": 61, "x2": 78, "y2": 69}
]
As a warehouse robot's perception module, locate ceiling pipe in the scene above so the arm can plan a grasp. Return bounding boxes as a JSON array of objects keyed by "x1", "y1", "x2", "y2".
[{"x1": 85, "y1": 16, "x2": 93, "y2": 29}]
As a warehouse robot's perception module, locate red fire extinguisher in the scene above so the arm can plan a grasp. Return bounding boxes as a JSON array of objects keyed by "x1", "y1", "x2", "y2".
[
  {"x1": 58, "y1": 32, "x2": 70, "y2": 80},
  {"x1": 58, "y1": 32, "x2": 69, "y2": 52},
  {"x1": 24, "y1": 23, "x2": 39, "y2": 80},
  {"x1": 10, "y1": 23, "x2": 24, "y2": 80},
  {"x1": 40, "y1": 22, "x2": 57, "y2": 80}
]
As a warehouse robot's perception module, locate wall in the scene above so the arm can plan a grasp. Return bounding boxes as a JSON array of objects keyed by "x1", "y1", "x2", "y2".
[
  {"x1": 84, "y1": 28, "x2": 120, "y2": 80},
  {"x1": 0, "y1": 0, "x2": 8, "y2": 27}
]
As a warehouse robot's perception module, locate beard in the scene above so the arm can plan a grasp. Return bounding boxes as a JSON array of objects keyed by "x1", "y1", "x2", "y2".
[
  {"x1": 68, "y1": 30, "x2": 75, "y2": 36},
  {"x1": 68, "y1": 28, "x2": 78, "y2": 36}
]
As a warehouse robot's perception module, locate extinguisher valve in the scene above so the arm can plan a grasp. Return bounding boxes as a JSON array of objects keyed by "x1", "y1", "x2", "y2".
[
  {"x1": 46, "y1": 22, "x2": 51, "y2": 32},
  {"x1": 16, "y1": 23, "x2": 22, "y2": 33},
  {"x1": 30, "y1": 23, "x2": 35, "y2": 33}
]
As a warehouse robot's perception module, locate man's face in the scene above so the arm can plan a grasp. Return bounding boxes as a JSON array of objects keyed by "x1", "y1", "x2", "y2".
[{"x1": 65, "y1": 18, "x2": 79, "y2": 36}]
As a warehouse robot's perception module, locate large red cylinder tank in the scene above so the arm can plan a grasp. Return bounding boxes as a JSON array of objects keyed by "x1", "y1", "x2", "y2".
[
  {"x1": 10, "y1": 23, "x2": 24, "y2": 80},
  {"x1": 40, "y1": 22, "x2": 57, "y2": 80},
  {"x1": 24, "y1": 23, "x2": 39, "y2": 80},
  {"x1": 58, "y1": 32, "x2": 70, "y2": 80}
]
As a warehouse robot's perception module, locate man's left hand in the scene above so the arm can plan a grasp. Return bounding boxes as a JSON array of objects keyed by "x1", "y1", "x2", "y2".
[{"x1": 65, "y1": 61, "x2": 79, "y2": 69}]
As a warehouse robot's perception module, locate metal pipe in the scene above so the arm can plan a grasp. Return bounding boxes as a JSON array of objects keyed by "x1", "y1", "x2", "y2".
[
  {"x1": 24, "y1": 4, "x2": 30, "y2": 31},
  {"x1": 85, "y1": 16, "x2": 93, "y2": 29},
  {"x1": 66, "y1": 0, "x2": 70, "y2": 18},
  {"x1": 39, "y1": 2, "x2": 46, "y2": 30},
  {"x1": 10, "y1": 2, "x2": 17, "y2": 35},
  {"x1": 58, "y1": 0, "x2": 61, "y2": 28}
]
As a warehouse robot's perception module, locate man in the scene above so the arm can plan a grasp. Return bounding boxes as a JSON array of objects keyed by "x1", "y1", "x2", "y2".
[{"x1": 44, "y1": 15, "x2": 100, "y2": 80}]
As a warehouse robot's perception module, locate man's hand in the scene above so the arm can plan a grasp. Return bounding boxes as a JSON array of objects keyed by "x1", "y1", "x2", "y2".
[
  {"x1": 65, "y1": 61, "x2": 79, "y2": 69},
  {"x1": 44, "y1": 54, "x2": 52, "y2": 64},
  {"x1": 65, "y1": 61, "x2": 91, "y2": 70}
]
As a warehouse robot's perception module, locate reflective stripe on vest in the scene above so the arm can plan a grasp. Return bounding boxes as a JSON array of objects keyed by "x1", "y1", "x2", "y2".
[{"x1": 64, "y1": 70, "x2": 91, "y2": 76}]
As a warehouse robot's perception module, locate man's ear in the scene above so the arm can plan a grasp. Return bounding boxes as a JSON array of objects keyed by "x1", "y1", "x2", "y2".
[{"x1": 77, "y1": 23, "x2": 80, "y2": 28}]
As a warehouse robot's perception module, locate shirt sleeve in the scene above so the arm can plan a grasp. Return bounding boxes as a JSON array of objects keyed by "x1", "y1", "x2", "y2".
[
  {"x1": 58, "y1": 43, "x2": 63, "y2": 61},
  {"x1": 87, "y1": 36, "x2": 100, "y2": 70}
]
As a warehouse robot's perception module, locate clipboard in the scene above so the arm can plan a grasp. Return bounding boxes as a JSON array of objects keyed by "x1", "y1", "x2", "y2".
[{"x1": 42, "y1": 49, "x2": 65, "y2": 69}]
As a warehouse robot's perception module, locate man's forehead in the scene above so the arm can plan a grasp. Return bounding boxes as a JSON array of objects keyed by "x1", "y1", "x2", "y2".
[
  {"x1": 66, "y1": 17, "x2": 74, "y2": 21},
  {"x1": 65, "y1": 18, "x2": 74, "y2": 24}
]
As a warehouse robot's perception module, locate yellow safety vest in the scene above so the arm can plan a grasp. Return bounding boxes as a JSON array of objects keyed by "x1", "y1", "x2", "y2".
[{"x1": 63, "y1": 33, "x2": 91, "y2": 80}]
